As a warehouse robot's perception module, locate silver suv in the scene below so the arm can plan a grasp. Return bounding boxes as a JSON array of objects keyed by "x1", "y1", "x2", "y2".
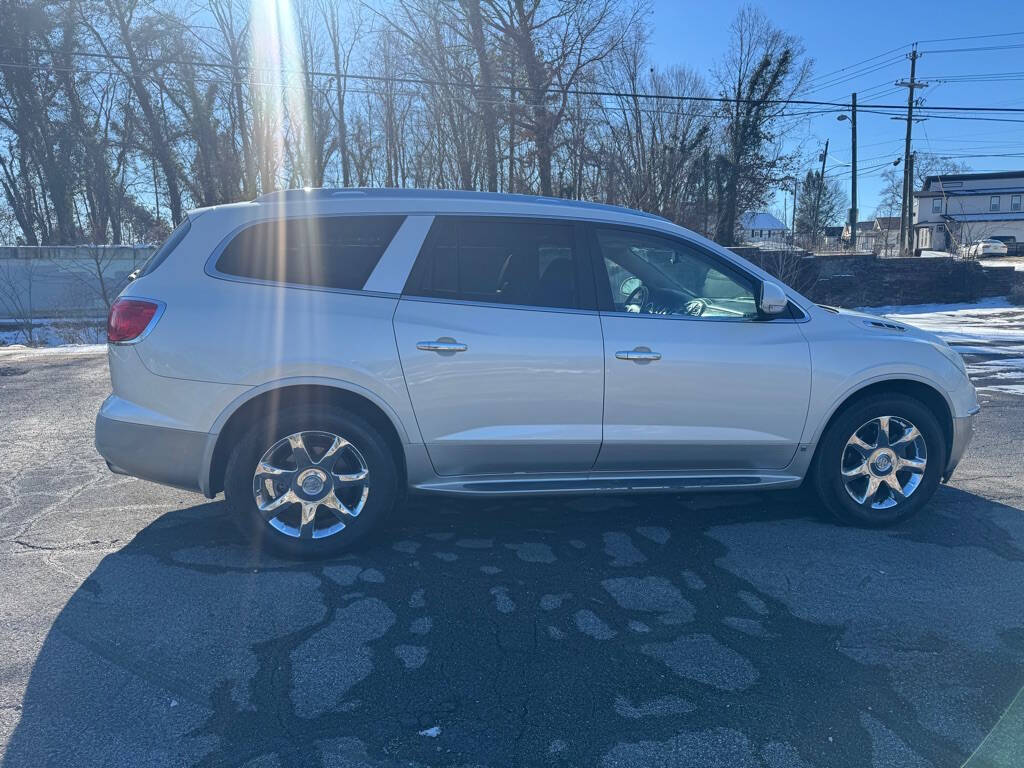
[{"x1": 96, "y1": 189, "x2": 979, "y2": 556}]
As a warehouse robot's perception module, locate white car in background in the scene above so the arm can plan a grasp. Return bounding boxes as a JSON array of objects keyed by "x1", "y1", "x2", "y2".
[{"x1": 961, "y1": 239, "x2": 1009, "y2": 258}]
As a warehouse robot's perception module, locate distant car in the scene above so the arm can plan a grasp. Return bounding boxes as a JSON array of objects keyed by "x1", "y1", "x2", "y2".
[
  {"x1": 95, "y1": 189, "x2": 979, "y2": 556},
  {"x1": 962, "y1": 239, "x2": 1009, "y2": 257},
  {"x1": 992, "y1": 236, "x2": 1019, "y2": 257}
]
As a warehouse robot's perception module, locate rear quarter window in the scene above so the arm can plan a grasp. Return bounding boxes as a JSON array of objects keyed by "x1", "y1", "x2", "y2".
[
  {"x1": 139, "y1": 216, "x2": 191, "y2": 277},
  {"x1": 214, "y1": 215, "x2": 404, "y2": 291}
]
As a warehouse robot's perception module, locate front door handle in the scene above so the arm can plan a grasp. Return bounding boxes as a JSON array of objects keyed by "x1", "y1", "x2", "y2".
[
  {"x1": 615, "y1": 346, "x2": 661, "y2": 362},
  {"x1": 417, "y1": 338, "x2": 468, "y2": 354}
]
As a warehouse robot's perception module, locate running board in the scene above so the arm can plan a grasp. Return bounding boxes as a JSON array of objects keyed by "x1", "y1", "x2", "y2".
[{"x1": 413, "y1": 473, "x2": 802, "y2": 496}]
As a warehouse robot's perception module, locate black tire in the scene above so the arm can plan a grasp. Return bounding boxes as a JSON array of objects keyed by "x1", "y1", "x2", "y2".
[
  {"x1": 224, "y1": 405, "x2": 399, "y2": 558},
  {"x1": 812, "y1": 394, "x2": 946, "y2": 527}
]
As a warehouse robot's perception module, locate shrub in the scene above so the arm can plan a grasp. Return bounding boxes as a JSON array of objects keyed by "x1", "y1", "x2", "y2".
[{"x1": 1009, "y1": 282, "x2": 1024, "y2": 306}]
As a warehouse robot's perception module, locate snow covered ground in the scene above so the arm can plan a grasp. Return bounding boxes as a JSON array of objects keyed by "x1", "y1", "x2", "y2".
[
  {"x1": 0, "y1": 317, "x2": 105, "y2": 347},
  {"x1": 0, "y1": 343, "x2": 105, "y2": 362},
  {"x1": 980, "y1": 256, "x2": 1024, "y2": 272},
  {"x1": 866, "y1": 298, "x2": 1024, "y2": 397}
]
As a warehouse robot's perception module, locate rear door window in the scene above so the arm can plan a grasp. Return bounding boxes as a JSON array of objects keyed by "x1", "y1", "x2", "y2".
[
  {"x1": 214, "y1": 215, "x2": 404, "y2": 290},
  {"x1": 404, "y1": 217, "x2": 581, "y2": 310}
]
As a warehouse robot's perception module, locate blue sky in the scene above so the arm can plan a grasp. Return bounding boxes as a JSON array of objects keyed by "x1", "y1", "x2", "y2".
[{"x1": 646, "y1": 0, "x2": 1024, "y2": 220}]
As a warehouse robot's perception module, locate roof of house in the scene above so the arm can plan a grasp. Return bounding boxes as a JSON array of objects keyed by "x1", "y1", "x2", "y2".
[
  {"x1": 922, "y1": 170, "x2": 1024, "y2": 186},
  {"x1": 875, "y1": 216, "x2": 900, "y2": 229},
  {"x1": 823, "y1": 226, "x2": 844, "y2": 237},
  {"x1": 917, "y1": 185, "x2": 1024, "y2": 198},
  {"x1": 739, "y1": 212, "x2": 787, "y2": 230}
]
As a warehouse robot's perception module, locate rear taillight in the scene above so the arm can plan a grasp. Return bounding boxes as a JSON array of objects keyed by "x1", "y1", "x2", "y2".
[{"x1": 107, "y1": 298, "x2": 162, "y2": 343}]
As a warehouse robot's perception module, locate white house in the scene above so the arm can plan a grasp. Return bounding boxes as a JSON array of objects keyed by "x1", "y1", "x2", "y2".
[
  {"x1": 739, "y1": 212, "x2": 788, "y2": 243},
  {"x1": 872, "y1": 216, "x2": 901, "y2": 256},
  {"x1": 839, "y1": 217, "x2": 900, "y2": 254},
  {"x1": 914, "y1": 171, "x2": 1024, "y2": 255}
]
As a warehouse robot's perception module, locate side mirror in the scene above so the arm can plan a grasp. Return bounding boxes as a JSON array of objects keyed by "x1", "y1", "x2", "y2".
[{"x1": 758, "y1": 280, "x2": 788, "y2": 316}]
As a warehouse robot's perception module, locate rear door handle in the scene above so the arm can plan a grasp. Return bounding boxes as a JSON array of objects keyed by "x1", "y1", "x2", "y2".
[
  {"x1": 417, "y1": 338, "x2": 468, "y2": 353},
  {"x1": 615, "y1": 347, "x2": 661, "y2": 362}
]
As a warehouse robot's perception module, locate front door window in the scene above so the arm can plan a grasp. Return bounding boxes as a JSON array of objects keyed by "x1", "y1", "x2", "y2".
[{"x1": 595, "y1": 228, "x2": 758, "y2": 319}]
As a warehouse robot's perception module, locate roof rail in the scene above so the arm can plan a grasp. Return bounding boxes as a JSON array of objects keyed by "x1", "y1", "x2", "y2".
[{"x1": 254, "y1": 187, "x2": 667, "y2": 221}]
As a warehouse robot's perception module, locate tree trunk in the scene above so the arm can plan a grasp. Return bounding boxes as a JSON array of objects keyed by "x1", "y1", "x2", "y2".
[
  {"x1": 462, "y1": 0, "x2": 497, "y2": 192},
  {"x1": 109, "y1": 4, "x2": 183, "y2": 223}
]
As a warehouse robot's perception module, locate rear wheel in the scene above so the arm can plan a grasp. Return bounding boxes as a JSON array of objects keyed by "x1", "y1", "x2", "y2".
[
  {"x1": 224, "y1": 406, "x2": 398, "y2": 557},
  {"x1": 812, "y1": 394, "x2": 946, "y2": 527}
]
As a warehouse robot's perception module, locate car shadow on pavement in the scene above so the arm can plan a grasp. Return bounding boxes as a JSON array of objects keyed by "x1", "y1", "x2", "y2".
[{"x1": 5, "y1": 486, "x2": 1024, "y2": 767}]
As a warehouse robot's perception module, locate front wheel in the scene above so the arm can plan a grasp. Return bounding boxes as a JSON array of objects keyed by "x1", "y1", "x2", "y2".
[
  {"x1": 224, "y1": 406, "x2": 399, "y2": 557},
  {"x1": 812, "y1": 395, "x2": 946, "y2": 527}
]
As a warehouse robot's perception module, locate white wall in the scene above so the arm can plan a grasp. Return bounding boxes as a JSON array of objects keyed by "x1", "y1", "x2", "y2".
[{"x1": 0, "y1": 246, "x2": 153, "y2": 316}]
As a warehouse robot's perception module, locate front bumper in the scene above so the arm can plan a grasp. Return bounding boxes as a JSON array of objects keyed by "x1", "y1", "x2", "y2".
[
  {"x1": 95, "y1": 411, "x2": 208, "y2": 494},
  {"x1": 943, "y1": 405, "x2": 979, "y2": 481}
]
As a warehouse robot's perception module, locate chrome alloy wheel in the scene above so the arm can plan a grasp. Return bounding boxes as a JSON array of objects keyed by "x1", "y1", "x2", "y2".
[
  {"x1": 252, "y1": 431, "x2": 369, "y2": 539},
  {"x1": 841, "y1": 416, "x2": 927, "y2": 510}
]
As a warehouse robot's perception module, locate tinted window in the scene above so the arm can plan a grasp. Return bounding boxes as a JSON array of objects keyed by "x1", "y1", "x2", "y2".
[
  {"x1": 595, "y1": 228, "x2": 758, "y2": 319},
  {"x1": 405, "y1": 217, "x2": 579, "y2": 309},
  {"x1": 215, "y1": 215, "x2": 403, "y2": 290},
  {"x1": 139, "y1": 216, "x2": 191, "y2": 277}
]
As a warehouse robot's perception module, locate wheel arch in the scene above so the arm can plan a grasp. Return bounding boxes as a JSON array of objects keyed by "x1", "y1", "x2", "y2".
[
  {"x1": 203, "y1": 380, "x2": 410, "y2": 497},
  {"x1": 809, "y1": 377, "x2": 954, "y2": 471}
]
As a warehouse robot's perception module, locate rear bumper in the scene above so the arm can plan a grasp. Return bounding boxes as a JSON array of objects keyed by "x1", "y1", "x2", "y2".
[
  {"x1": 944, "y1": 406, "x2": 979, "y2": 481},
  {"x1": 95, "y1": 411, "x2": 208, "y2": 494}
]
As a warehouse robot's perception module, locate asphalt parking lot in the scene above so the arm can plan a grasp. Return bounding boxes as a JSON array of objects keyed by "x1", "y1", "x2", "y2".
[{"x1": 1, "y1": 348, "x2": 1023, "y2": 768}]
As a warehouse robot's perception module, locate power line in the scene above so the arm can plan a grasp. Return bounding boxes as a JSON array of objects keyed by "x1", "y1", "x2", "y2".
[
  {"x1": 803, "y1": 56, "x2": 905, "y2": 96},
  {"x1": 0, "y1": 57, "x2": 854, "y2": 122},
  {"x1": 0, "y1": 45, "x2": 854, "y2": 108},
  {"x1": 919, "y1": 43, "x2": 1024, "y2": 54},
  {"x1": 915, "y1": 31, "x2": 1024, "y2": 44},
  {"x1": 6, "y1": 46, "x2": 1024, "y2": 118},
  {"x1": 826, "y1": 158, "x2": 900, "y2": 178},
  {"x1": 803, "y1": 44, "x2": 909, "y2": 88},
  {"x1": 860, "y1": 109, "x2": 1024, "y2": 124}
]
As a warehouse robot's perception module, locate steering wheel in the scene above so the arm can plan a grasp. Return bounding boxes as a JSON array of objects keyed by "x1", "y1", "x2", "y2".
[
  {"x1": 625, "y1": 283, "x2": 649, "y2": 313},
  {"x1": 684, "y1": 298, "x2": 708, "y2": 317}
]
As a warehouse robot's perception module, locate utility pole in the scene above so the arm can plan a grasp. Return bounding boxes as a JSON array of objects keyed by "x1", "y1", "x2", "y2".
[
  {"x1": 811, "y1": 139, "x2": 829, "y2": 243},
  {"x1": 907, "y1": 150, "x2": 916, "y2": 254},
  {"x1": 897, "y1": 46, "x2": 927, "y2": 256},
  {"x1": 791, "y1": 176, "x2": 798, "y2": 241},
  {"x1": 850, "y1": 92, "x2": 857, "y2": 243}
]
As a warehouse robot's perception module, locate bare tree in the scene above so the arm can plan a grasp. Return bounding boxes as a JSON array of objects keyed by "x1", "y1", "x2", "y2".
[
  {"x1": 0, "y1": 0, "x2": 843, "y2": 256},
  {"x1": 82, "y1": 0, "x2": 187, "y2": 224},
  {"x1": 46, "y1": 247, "x2": 129, "y2": 312},
  {"x1": 878, "y1": 153, "x2": 970, "y2": 254},
  {"x1": 0, "y1": 251, "x2": 40, "y2": 344},
  {"x1": 460, "y1": 0, "x2": 500, "y2": 191},
  {"x1": 209, "y1": 0, "x2": 257, "y2": 197},
  {"x1": 712, "y1": 6, "x2": 810, "y2": 246},
  {"x1": 482, "y1": 0, "x2": 638, "y2": 196},
  {"x1": 602, "y1": 28, "x2": 712, "y2": 220},
  {"x1": 321, "y1": 0, "x2": 364, "y2": 188}
]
